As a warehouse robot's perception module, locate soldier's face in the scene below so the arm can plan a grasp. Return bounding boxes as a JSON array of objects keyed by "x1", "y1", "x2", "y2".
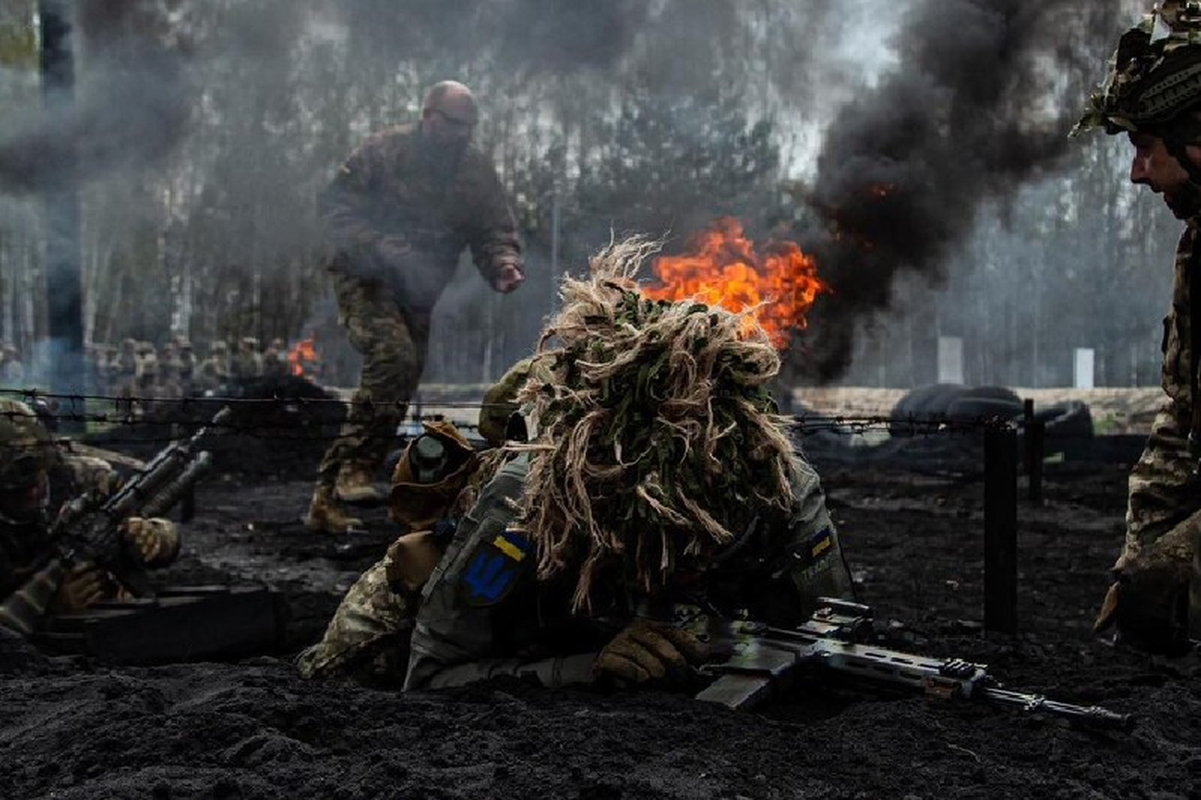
[
  {"x1": 423, "y1": 109, "x2": 474, "y2": 149},
  {"x1": 0, "y1": 472, "x2": 49, "y2": 524},
  {"x1": 1128, "y1": 132, "x2": 1201, "y2": 219}
]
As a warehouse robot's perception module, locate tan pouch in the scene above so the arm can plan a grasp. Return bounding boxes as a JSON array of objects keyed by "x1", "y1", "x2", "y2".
[{"x1": 384, "y1": 530, "x2": 446, "y2": 595}]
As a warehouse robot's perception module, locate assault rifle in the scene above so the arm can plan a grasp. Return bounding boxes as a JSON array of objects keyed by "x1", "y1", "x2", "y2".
[
  {"x1": 672, "y1": 598, "x2": 1132, "y2": 729},
  {"x1": 0, "y1": 407, "x2": 233, "y2": 636}
]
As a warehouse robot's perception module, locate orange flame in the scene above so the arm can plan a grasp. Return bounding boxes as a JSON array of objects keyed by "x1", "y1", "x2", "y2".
[
  {"x1": 642, "y1": 218, "x2": 829, "y2": 348},
  {"x1": 288, "y1": 337, "x2": 318, "y2": 378}
]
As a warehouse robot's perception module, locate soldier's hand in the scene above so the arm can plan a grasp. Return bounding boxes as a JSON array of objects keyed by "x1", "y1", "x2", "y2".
[
  {"x1": 491, "y1": 262, "x2": 524, "y2": 294},
  {"x1": 121, "y1": 517, "x2": 164, "y2": 564},
  {"x1": 1093, "y1": 564, "x2": 1190, "y2": 654},
  {"x1": 56, "y1": 565, "x2": 108, "y2": 614},
  {"x1": 593, "y1": 619, "x2": 708, "y2": 688}
]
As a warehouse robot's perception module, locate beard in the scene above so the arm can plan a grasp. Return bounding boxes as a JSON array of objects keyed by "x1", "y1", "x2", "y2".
[
  {"x1": 418, "y1": 136, "x2": 467, "y2": 180},
  {"x1": 1165, "y1": 180, "x2": 1201, "y2": 220}
]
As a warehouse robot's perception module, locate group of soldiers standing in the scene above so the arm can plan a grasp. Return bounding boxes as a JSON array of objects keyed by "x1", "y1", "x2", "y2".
[
  {"x1": 85, "y1": 336, "x2": 299, "y2": 400},
  {"x1": 2, "y1": 337, "x2": 307, "y2": 401}
]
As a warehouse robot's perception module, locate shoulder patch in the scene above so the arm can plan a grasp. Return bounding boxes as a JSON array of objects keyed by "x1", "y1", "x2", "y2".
[
  {"x1": 792, "y1": 527, "x2": 834, "y2": 569},
  {"x1": 458, "y1": 527, "x2": 534, "y2": 608}
]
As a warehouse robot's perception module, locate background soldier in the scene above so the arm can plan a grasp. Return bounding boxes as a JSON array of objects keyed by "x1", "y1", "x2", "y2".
[
  {"x1": 0, "y1": 344, "x2": 25, "y2": 387},
  {"x1": 177, "y1": 340, "x2": 196, "y2": 396},
  {"x1": 233, "y1": 336, "x2": 263, "y2": 381},
  {"x1": 1074, "y1": 1, "x2": 1201, "y2": 653},
  {"x1": 305, "y1": 79, "x2": 525, "y2": 534},
  {"x1": 197, "y1": 340, "x2": 231, "y2": 393},
  {"x1": 263, "y1": 338, "x2": 288, "y2": 379}
]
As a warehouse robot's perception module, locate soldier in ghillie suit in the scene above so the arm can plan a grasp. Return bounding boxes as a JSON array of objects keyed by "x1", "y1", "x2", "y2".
[
  {"x1": 1074, "y1": 1, "x2": 1201, "y2": 653},
  {"x1": 304, "y1": 80, "x2": 525, "y2": 535},
  {"x1": 297, "y1": 239, "x2": 854, "y2": 690},
  {"x1": 0, "y1": 400, "x2": 180, "y2": 631}
]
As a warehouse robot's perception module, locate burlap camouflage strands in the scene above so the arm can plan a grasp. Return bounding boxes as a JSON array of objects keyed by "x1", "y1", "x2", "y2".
[{"x1": 506, "y1": 237, "x2": 803, "y2": 613}]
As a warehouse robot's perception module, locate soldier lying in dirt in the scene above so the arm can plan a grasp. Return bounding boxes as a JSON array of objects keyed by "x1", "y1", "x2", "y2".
[
  {"x1": 0, "y1": 399, "x2": 180, "y2": 633},
  {"x1": 298, "y1": 238, "x2": 855, "y2": 690}
]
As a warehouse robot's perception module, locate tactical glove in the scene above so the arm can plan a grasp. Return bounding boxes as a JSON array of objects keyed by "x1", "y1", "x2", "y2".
[
  {"x1": 1093, "y1": 563, "x2": 1191, "y2": 655},
  {"x1": 593, "y1": 619, "x2": 708, "y2": 687},
  {"x1": 54, "y1": 564, "x2": 108, "y2": 614},
  {"x1": 121, "y1": 517, "x2": 181, "y2": 567}
]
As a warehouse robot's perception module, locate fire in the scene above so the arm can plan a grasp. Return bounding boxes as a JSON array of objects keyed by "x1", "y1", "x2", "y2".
[
  {"x1": 643, "y1": 218, "x2": 829, "y2": 348},
  {"x1": 288, "y1": 337, "x2": 318, "y2": 378}
]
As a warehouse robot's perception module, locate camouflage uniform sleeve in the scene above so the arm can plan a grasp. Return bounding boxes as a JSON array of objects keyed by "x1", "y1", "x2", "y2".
[
  {"x1": 459, "y1": 155, "x2": 522, "y2": 284},
  {"x1": 318, "y1": 137, "x2": 394, "y2": 261},
  {"x1": 1119, "y1": 224, "x2": 1200, "y2": 579},
  {"x1": 764, "y1": 457, "x2": 856, "y2": 625},
  {"x1": 403, "y1": 455, "x2": 595, "y2": 691}
]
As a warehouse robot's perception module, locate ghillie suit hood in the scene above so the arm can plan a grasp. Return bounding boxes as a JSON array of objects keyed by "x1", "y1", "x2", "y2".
[{"x1": 506, "y1": 237, "x2": 803, "y2": 613}]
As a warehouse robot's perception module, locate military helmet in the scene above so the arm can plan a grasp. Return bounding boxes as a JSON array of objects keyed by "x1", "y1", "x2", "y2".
[
  {"x1": 1073, "y1": 2, "x2": 1201, "y2": 139},
  {"x1": 0, "y1": 399, "x2": 55, "y2": 489}
]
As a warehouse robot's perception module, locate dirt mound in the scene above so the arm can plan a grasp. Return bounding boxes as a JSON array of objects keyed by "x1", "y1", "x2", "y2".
[{"x1": 3, "y1": 453, "x2": 1199, "y2": 798}]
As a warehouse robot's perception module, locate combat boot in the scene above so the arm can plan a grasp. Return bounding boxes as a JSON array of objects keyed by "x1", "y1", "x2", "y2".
[
  {"x1": 335, "y1": 463, "x2": 385, "y2": 505},
  {"x1": 305, "y1": 485, "x2": 364, "y2": 534}
]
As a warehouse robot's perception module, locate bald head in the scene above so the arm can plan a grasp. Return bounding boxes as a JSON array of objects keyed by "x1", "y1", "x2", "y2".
[{"x1": 422, "y1": 81, "x2": 478, "y2": 126}]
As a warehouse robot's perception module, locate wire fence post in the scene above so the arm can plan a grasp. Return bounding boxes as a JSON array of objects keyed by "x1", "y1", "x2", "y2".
[
  {"x1": 984, "y1": 423, "x2": 1019, "y2": 635},
  {"x1": 1023, "y1": 399, "x2": 1044, "y2": 505}
]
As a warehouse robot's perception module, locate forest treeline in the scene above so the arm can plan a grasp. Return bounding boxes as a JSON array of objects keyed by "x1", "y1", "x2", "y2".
[{"x1": 0, "y1": 0, "x2": 1178, "y2": 389}]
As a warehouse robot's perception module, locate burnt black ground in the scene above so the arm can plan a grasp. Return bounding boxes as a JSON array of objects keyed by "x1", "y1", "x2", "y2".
[{"x1": 3, "y1": 442, "x2": 1201, "y2": 799}]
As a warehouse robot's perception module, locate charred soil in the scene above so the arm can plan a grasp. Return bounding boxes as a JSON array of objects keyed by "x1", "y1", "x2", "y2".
[{"x1": 2, "y1": 440, "x2": 1199, "y2": 799}]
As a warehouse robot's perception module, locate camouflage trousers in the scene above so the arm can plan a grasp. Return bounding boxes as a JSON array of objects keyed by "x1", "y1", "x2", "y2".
[
  {"x1": 1120, "y1": 409, "x2": 1201, "y2": 640},
  {"x1": 317, "y1": 272, "x2": 432, "y2": 487},
  {"x1": 296, "y1": 554, "x2": 418, "y2": 685}
]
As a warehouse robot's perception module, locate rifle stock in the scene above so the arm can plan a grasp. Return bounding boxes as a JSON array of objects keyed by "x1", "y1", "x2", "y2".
[{"x1": 676, "y1": 598, "x2": 1132, "y2": 729}]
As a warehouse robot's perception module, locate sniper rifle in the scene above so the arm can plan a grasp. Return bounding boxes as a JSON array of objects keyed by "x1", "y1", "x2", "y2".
[{"x1": 672, "y1": 597, "x2": 1132, "y2": 729}]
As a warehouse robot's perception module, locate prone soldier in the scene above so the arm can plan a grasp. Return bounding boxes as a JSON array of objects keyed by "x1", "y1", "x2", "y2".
[
  {"x1": 0, "y1": 399, "x2": 180, "y2": 630},
  {"x1": 298, "y1": 241, "x2": 855, "y2": 690}
]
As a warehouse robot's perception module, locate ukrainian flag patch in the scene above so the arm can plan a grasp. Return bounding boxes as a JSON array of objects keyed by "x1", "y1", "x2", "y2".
[
  {"x1": 810, "y1": 528, "x2": 833, "y2": 559},
  {"x1": 459, "y1": 526, "x2": 534, "y2": 608}
]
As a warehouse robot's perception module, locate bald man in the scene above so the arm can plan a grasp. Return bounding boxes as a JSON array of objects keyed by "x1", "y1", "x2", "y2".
[{"x1": 306, "y1": 81, "x2": 525, "y2": 534}]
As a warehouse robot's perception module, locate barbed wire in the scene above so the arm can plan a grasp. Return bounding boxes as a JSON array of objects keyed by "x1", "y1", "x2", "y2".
[
  {"x1": 0, "y1": 386, "x2": 1029, "y2": 429},
  {"x1": 0, "y1": 384, "x2": 1045, "y2": 456}
]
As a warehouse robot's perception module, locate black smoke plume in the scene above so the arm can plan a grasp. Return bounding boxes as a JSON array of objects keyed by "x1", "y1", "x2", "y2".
[
  {"x1": 794, "y1": 0, "x2": 1117, "y2": 383},
  {"x1": 0, "y1": 0, "x2": 193, "y2": 194}
]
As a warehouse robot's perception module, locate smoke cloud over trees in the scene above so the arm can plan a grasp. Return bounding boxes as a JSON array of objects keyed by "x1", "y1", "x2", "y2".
[{"x1": 0, "y1": 0, "x2": 1174, "y2": 390}]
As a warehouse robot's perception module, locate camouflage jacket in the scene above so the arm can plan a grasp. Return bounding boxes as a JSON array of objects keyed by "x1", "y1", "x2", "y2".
[
  {"x1": 403, "y1": 454, "x2": 855, "y2": 691},
  {"x1": 0, "y1": 517, "x2": 50, "y2": 601},
  {"x1": 321, "y1": 122, "x2": 522, "y2": 312},
  {"x1": 1121, "y1": 220, "x2": 1201, "y2": 574}
]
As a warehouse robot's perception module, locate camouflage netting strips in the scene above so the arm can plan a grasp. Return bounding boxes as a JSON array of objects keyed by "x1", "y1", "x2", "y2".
[{"x1": 508, "y1": 237, "x2": 802, "y2": 612}]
